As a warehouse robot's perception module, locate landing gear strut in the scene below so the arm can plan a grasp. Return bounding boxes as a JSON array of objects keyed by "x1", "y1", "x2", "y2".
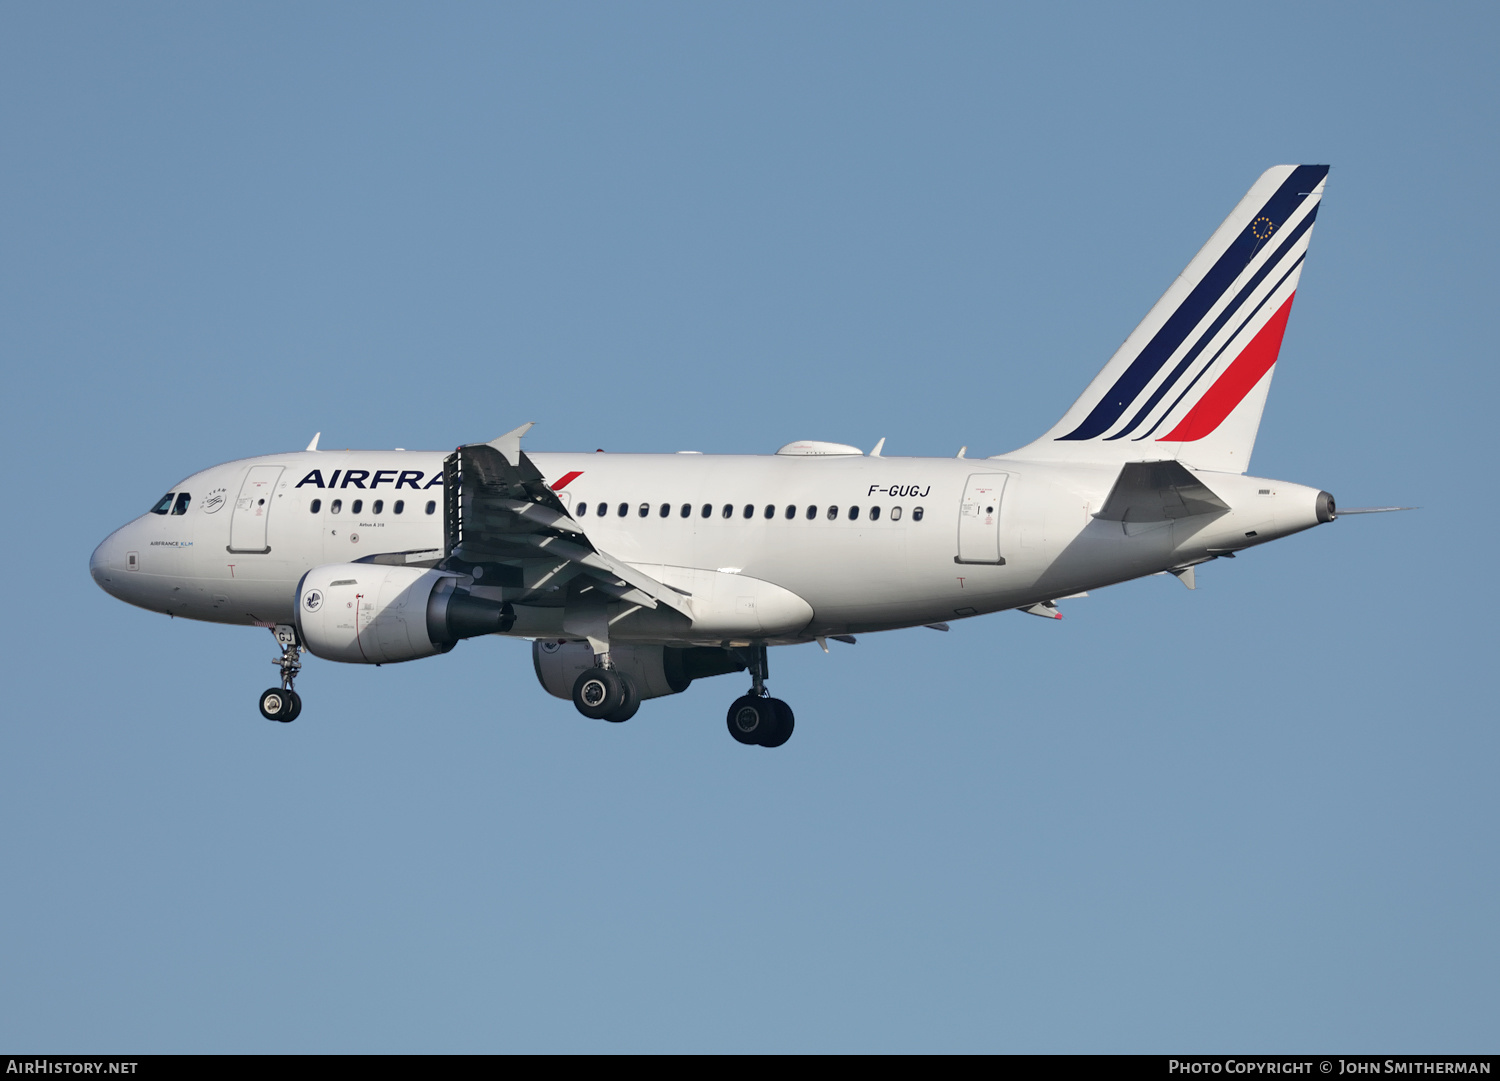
[
  {"x1": 726, "y1": 643, "x2": 794, "y2": 748},
  {"x1": 259, "y1": 625, "x2": 303, "y2": 723}
]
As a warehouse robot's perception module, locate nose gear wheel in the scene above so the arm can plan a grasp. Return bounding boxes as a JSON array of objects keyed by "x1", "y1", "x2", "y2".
[{"x1": 259, "y1": 687, "x2": 301, "y2": 722}]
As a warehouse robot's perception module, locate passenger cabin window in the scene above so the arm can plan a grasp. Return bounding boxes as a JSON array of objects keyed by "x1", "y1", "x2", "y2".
[
  {"x1": 425, "y1": 500, "x2": 436, "y2": 515},
  {"x1": 638, "y1": 503, "x2": 649, "y2": 518},
  {"x1": 826, "y1": 506, "x2": 838, "y2": 520},
  {"x1": 171, "y1": 493, "x2": 191, "y2": 515},
  {"x1": 869, "y1": 506, "x2": 881, "y2": 521},
  {"x1": 785, "y1": 505, "x2": 796, "y2": 520},
  {"x1": 618, "y1": 503, "x2": 629, "y2": 517},
  {"x1": 806, "y1": 506, "x2": 817, "y2": 520},
  {"x1": 680, "y1": 504, "x2": 691, "y2": 518},
  {"x1": 372, "y1": 500, "x2": 384, "y2": 515},
  {"x1": 848, "y1": 506, "x2": 860, "y2": 520},
  {"x1": 722, "y1": 504, "x2": 732, "y2": 519},
  {"x1": 393, "y1": 500, "x2": 404, "y2": 515},
  {"x1": 701, "y1": 504, "x2": 712, "y2": 518},
  {"x1": 310, "y1": 499, "x2": 322, "y2": 514},
  {"x1": 351, "y1": 499, "x2": 364, "y2": 515},
  {"x1": 763, "y1": 504, "x2": 775, "y2": 519},
  {"x1": 150, "y1": 494, "x2": 174, "y2": 515},
  {"x1": 913, "y1": 506, "x2": 924, "y2": 521},
  {"x1": 659, "y1": 503, "x2": 670, "y2": 518},
  {"x1": 576, "y1": 502, "x2": 588, "y2": 517},
  {"x1": 890, "y1": 506, "x2": 902, "y2": 521},
  {"x1": 742, "y1": 504, "x2": 753, "y2": 519},
  {"x1": 331, "y1": 499, "x2": 343, "y2": 514}
]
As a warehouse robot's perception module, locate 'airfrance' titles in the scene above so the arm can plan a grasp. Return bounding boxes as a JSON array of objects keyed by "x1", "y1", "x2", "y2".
[{"x1": 295, "y1": 469, "x2": 443, "y2": 491}]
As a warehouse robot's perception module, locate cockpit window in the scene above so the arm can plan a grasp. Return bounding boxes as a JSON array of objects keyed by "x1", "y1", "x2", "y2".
[
  {"x1": 171, "y1": 493, "x2": 191, "y2": 515},
  {"x1": 150, "y1": 494, "x2": 174, "y2": 515}
]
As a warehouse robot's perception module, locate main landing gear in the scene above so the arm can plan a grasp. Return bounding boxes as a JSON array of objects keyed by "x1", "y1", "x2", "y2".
[
  {"x1": 726, "y1": 643, "x2": 794, "y2": 749},
  {"x1": 564, "y1": 638, "x2": 795, "y2": 746},
  {"x1": 571, "y1": 657, "x2": 641, "y2": 724},
  {"x1": 259, "y1": 625, "x2": 304, "y2": 723}
]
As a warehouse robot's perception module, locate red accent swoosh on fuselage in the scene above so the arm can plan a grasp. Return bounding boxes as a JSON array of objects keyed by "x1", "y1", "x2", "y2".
[
  {"x1": 550, "y1": 471, "x2": 583, "y2": 491},
  {"x1": 1158, "y1": 293, "x2": 1295, "y2": 442}
]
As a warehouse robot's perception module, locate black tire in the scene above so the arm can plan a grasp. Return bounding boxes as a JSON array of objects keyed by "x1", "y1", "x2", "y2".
[
  {"x1": 573, "y1": 667, "x2": 629, "y2": 720},
  {"x1": 259, "y1": 687, "x2": 291, "y2": 721},
  {"x1": 602, "y1": 675, "x2": 640, "y2": 723},
  {"x1": 726, "y1": 694, "x2": 780, "y2": 745},
  {"x1": 281, "y1": 689, "x2": 302, "y2": 723},
  {"x1": 760, "y1": 698, "x2": 795, "y2": 748}
]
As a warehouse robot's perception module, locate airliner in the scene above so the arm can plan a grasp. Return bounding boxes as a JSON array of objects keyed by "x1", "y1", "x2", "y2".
[{"x1": 90, "y1": 165, "x2": 1402, "y2": 747}]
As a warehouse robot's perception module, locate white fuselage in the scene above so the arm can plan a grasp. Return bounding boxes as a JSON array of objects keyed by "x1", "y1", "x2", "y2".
[{"x1": 90, "y1": 447, "x2": 1327, "y2": 646}]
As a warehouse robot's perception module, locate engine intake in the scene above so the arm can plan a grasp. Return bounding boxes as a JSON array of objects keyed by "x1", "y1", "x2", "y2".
[{"x1": 296, "y1": 563, "x2": 514, "y2": 664}]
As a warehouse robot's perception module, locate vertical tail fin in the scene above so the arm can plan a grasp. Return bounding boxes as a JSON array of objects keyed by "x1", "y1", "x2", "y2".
[{"x1": 1011, "y1": 165, "x2": 1329, "y2": 473}]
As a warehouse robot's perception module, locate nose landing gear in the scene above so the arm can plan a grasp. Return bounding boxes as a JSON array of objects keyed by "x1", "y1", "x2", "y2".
[
  {"x1": 725, "y1": 643, "x2": 794, "y2": 748},
  {"x1": 259, "y1": 625, "x2": 304, "y2": 722}
]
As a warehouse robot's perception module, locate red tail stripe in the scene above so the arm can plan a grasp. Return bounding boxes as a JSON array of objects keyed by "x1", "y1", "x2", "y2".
[{"x1": 1158, "y1": 293, "x2": 1295, "y2": 443}]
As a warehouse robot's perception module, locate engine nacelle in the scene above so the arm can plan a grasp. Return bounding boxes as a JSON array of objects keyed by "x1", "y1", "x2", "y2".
[
  {"x1": 295, "y1": 563, "x2": 514, "y2": 664},
  {"x1": 532, "y1": 640, "x2": 746, "y2": 701}
]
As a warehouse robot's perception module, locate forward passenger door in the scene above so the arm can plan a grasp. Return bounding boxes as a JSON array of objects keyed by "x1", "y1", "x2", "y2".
[{"x1": 228, "y1": 466, "x2": 284, "y2": 553}]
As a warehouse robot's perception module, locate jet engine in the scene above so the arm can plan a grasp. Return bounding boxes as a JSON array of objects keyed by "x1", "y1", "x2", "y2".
[
  {"x1": 295, "y1": 563, "x2": 514, "y2": 664},
  {"x1": 532, "y1": 640, "x2": 746, "y2": 701}
]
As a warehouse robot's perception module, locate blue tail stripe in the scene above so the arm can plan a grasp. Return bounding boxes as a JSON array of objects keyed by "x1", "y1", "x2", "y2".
[
  {"x1": 1132, "y1": 252, "x2": 1306, "y2": 441},
  {"x1": 1103, "y1": 206, "x2": 1318, "y2": 440},
  {"x1": 1057, "y1": 164, "x2": 1328, "y2": 441}
]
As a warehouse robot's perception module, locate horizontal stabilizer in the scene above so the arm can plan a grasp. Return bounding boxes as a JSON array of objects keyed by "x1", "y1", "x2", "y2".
[{"x1": 1095, "y1": 460, "x2": 1229, "y2": 523}]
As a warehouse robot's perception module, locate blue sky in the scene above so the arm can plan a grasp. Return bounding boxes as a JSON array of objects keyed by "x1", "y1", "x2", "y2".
[{"x1": 2, "y1": 2, "x2": 1496, "y2": 1051}]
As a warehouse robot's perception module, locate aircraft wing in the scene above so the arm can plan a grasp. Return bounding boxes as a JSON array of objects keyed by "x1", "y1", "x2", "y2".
[{"x1": 437, "y1": 424, "x2": 692, "y2": 616}]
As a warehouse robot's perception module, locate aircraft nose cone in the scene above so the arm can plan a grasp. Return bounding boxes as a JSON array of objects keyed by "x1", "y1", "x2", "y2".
[{"x1": 90, "y1": 530, "x2": 123, "y2": 594}]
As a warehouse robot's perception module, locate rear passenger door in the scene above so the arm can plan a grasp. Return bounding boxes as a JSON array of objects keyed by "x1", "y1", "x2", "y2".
[{"x1": 956, "y1": 473, "x2": 1008, "y2": 565}]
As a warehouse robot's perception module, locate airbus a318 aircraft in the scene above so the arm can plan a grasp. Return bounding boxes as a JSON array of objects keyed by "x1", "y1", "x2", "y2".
[{"x1": 91, "y1": 165, "x2": 1401, "y2": 748}]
